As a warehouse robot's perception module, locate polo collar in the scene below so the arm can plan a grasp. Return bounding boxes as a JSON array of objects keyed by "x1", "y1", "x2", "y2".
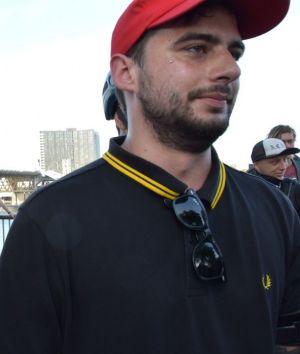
[{"x1": 103, "y1": 137, "x2": 226, "y2": 209}]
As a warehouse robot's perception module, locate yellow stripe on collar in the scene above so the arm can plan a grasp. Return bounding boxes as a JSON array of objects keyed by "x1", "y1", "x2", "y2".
[
  {"x1": 103, "y1": 152, "x2": 179, "y2": 200},
  {"x1": 211, "y1": 162, "x2": 226, "y2": 209},
  {"x1": 103, "y1": 151, "x2": 226, "y2": 208}
]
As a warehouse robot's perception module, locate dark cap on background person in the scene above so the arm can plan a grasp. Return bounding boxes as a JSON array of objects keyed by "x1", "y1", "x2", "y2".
[
  {"x1": 251, "y1": 138, "x2": 300, "y2": 163},
  {"x1": 111, "y1": 0, "x2": 290, "y2": 56}
]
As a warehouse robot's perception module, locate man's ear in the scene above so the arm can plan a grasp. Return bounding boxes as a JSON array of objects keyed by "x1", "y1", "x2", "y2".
[{"x1": 110, "y1": 54, "x2": 136, "y2": 92}]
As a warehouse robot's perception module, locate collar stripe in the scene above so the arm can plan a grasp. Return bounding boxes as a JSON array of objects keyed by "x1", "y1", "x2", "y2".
[
  {"x1": 103, "y1": 152, "x2": 179, "y2": 200},
  {"x1": 211, "y1": 162, "x2": 226, "y2": 209},
  {"x1": 103, "y1": 151, "x2": 226, "y2": 207}
]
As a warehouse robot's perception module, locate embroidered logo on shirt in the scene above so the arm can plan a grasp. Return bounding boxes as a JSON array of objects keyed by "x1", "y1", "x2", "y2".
[{"x1": 262, "y1": 274, "x2": 272, "y2": 290}]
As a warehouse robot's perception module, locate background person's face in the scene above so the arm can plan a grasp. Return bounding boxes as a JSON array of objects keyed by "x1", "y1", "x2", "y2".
[
  {"x1": 254, "y1": 156, "x2": 289, "y2": 180},
  {"x1": 280, "y1": 132, "x2": 295, "y2": 148}
]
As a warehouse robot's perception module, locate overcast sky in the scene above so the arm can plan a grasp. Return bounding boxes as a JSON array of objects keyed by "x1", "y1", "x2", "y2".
[{"x1": 0, "y1": 0, "x2": 299, "y2": 171}]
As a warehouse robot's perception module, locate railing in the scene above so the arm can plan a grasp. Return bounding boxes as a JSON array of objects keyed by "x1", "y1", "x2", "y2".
[{"x1": 0, "y1": 215, "x2": 14, "y2": 253}]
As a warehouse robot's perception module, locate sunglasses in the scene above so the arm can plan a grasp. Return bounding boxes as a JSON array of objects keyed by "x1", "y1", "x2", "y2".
[{"x1": 172, "y1": 188, "x2": 226, "y2": 283}]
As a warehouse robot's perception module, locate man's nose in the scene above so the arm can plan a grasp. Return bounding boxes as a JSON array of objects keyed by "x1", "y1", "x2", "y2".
[
  {"x1": 280, "y1": 159, "x2": 288, "y2": 170},
  {"x1": 209, "y1": 49, "x2": 241, "y2": 84}
]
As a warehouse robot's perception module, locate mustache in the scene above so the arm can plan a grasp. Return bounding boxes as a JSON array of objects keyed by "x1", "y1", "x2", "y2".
[{"x1": 187, "y1": 85, "x2": 234, "y2": 101}]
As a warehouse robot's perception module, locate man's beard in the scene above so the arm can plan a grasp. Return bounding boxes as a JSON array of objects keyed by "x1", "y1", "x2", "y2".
[{"x1": 137, "y1": 71, "x2": 233, "y2": 153}]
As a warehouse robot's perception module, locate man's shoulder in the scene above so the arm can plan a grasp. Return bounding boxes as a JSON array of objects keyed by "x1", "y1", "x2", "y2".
[
  {"x1": 22, "y1": 158, "x2": 108, "y2": 208},
  {"x1": 225, "y1": 164, "x2": 272, "y2": 186},
  {"x1": 224, "y1": 165, "x2": 299, "y2": 224},
  {"x1": 224, "y1": 164, "x2": 288, "y2": 199}
]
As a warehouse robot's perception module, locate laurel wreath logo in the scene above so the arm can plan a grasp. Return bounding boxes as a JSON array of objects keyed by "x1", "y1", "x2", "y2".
[{"x1": 262, "y1": 274, "x2": 272, "y2": 290}]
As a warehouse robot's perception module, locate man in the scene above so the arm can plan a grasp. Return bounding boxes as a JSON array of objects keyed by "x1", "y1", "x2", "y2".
[
  {"x1": 268, "y1": 124, "x2": 300, "y2": 180},
  {"x1": 1, "y1": 1, "x2": 299, "y2": 354},
  {"x1": 102, "y1": 71, "x2": 128, "y2": 135},
  {"x1": 249, "y1": 138, "x2": 300, "y2": 217}
]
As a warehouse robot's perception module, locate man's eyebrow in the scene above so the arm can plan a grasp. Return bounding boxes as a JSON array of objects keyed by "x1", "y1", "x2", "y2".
[{"x1": 173, "y1": 32, "x2": 245, "y2": 52}]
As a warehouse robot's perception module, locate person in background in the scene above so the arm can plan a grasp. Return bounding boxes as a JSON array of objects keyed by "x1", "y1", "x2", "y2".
[
  {"x1": 1, "y1": 1, "x2": 300, "y2": 354},
  {"x1": 102, "y1": 71, "x2": 127, "y2": 136},
  {"x1": 267, "y1": 124, "x2": 300, "y2": 180},
  {"x1": 248, "y1": 138, "x2": 300, "y2": 217}
]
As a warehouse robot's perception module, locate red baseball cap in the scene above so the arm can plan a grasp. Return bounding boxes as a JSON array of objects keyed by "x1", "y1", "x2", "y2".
[{"x1": 111, "y1": 0, "x2": 290, "y2": 56}]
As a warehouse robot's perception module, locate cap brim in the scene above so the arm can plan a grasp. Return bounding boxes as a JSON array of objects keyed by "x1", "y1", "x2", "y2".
[
  {"x1": 279, "y1": 147, "x2": 300, "y2": 156},
  {"x1": 263, "y1": 147, "x2": 300, "y2": 161},
  {"x1": 230, "y1": 0, "x2": 290, "y2": 40},
  {"x1": 111, "y1": 0, "x2": 290, "y2": 55},
  {"x1": 151, "y1": 0, "x2": 290, "y2": 40}
]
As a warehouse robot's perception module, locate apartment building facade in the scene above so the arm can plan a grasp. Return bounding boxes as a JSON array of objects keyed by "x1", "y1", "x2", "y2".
[{"x1": 40, "y1": 128, "x2": 100, "y2": 175}]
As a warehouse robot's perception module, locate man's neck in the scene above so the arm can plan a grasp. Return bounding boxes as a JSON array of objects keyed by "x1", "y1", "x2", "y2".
[{"x1": 121, "y1": 134, "x2": 212, "y2": 190}]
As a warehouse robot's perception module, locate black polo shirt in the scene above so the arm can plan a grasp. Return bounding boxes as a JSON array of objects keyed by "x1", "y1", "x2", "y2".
[{"x1": 1, "y1": 136, "x2": 300, "y2": 354}]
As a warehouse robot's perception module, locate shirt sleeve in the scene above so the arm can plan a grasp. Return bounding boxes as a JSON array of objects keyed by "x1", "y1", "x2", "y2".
[
  {"x1": 293, "y1": 183, "x2": 300, "y2": 218},
  {"x1": 0, "y1": 209, "x2": 66, "y2": 354},
  {"x1": 279, "y1": 209, "x2": 300, "y2": 317}
]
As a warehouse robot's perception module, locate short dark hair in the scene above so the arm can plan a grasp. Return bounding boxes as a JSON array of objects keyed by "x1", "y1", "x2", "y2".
[
  {"x1": 115, "y1": 29, "x2": 157, "y2": 117},
  {"x1": 267, "y1": 125, "x2": 296, "y2": 140}
]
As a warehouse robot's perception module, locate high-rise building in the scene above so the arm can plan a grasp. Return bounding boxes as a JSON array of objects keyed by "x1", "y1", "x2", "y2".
[{"x1": 40, "y1": 128, "x2": 100, "y2": 175}]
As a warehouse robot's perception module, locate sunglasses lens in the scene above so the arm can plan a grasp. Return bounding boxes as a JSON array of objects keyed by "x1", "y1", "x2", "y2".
[
  {"x1": 192, "y1": 241, "x2": 224, "y2": 281},
  {"x1": 173, "y1": 196, "x2": 204, "y2": 228},
  {"x1": 173, "y1": 189, "x2": 226, "y2": 283}
]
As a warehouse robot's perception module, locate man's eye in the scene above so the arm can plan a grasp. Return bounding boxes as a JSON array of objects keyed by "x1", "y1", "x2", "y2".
[
  {"x1": 186, "y1": 45, "x2": 206, "y2": 54},
  {"x1": 231, "y1": 51, "x2": 243, "y2": 61}
]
